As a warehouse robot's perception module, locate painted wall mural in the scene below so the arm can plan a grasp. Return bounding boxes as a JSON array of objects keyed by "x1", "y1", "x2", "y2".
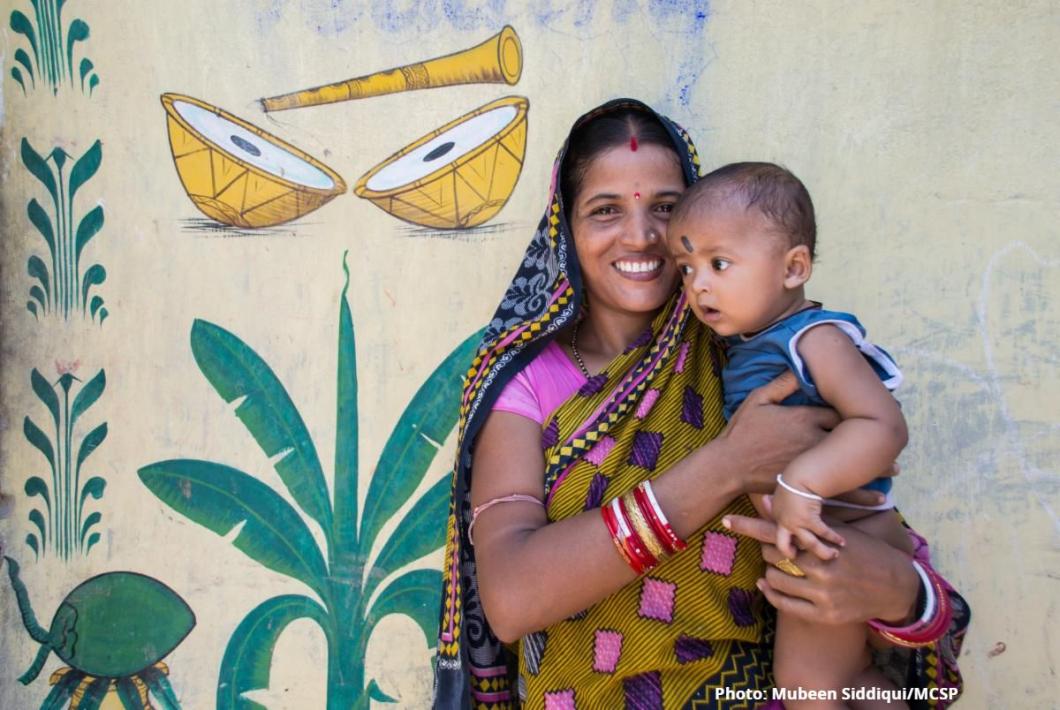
[
  {"x1": 137, "y1": 258, "x2": 482, "y2": 708},
  {"x1": 23, "y1": 364, "x2": 108, "y2": 561},
  {"x1": 5, "y1": 557, "x2": 194, "y2": 710},
  {"x1": 21, "y1": 138, "x2": 107, "y2": 324},
  {"x1": 8, "y1": 0, "x2": 99, "y2": 96},
  {"x1": 160, "y1": 25, "x2": 527, "y2": 232}
]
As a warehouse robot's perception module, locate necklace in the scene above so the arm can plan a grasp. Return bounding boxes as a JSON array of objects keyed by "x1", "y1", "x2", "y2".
[{"x1": 570, "y1": 319, "x2": 592, "y2": 379}]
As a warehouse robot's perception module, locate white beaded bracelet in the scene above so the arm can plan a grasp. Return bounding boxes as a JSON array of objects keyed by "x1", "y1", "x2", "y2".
[{"x1": 775, "y1": 473, "x2": 824, "y2": 502}]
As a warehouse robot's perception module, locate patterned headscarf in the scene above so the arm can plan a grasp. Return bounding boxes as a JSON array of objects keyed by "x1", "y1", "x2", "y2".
[{"x1": 433, "y1": 99, "x2": 702, "y2": 709}]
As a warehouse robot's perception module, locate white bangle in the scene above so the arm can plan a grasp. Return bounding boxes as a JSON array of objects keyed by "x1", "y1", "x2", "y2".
[
  {"x1": 775, "y1": 473, "x2": 824, "y2": 502},
  {"x1": 911, "y1": 560, "x2": 937, "y2": 625}
]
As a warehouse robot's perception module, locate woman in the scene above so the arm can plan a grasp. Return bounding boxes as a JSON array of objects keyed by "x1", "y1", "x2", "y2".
[{"x1": 434, "y1": 99, "x2": 968, "y2": 709}]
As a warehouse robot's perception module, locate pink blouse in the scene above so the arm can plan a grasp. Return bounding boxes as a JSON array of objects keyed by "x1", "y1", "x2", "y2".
[{"x1": 492, "y1": 340, "x2": 587, "y2": 424}]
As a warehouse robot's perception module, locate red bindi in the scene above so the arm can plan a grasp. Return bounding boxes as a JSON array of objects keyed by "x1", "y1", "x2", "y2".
[
  {"x1": 630, "y1": 136, "x2": 638, "y2": 151},
  {"x1": 634, "y1": 191, "x2": 641, "y2": 200}
]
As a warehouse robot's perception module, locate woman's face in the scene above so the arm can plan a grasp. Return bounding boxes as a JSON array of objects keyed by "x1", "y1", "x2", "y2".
[{"x1": 568, "y1": 144, "x2": 685, "y2": 319}]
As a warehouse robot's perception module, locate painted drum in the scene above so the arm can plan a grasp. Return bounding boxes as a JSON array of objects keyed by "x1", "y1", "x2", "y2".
[
  {"x1": 161, "y1": 93, "x2": 346, "y2": 228},
  {"x1": 354, "y1": 95, "x2": 529, "y2": 229}
]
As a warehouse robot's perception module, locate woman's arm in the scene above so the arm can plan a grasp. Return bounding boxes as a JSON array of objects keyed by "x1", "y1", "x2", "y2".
[{"x1": 473, "y1": 373, "x2": 840, "y2": 642}]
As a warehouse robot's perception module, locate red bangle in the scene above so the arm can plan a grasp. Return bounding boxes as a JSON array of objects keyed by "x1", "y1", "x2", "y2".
[
  {"x1": 633, "y1": 482, "x2": 687, "y2": 554},
  {"x1": 869, "y1": 563, "x2": 953, "y2": 648},
  {"x1": 617, "y1": 496, "x2": 659, "y2": 572},
  {"x1": 601, "y1": 500, "x2": 638, "y2": 572}
]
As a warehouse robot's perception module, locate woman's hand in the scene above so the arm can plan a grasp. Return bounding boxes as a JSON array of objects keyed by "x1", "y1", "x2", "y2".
[
  {"x1": 722, "y1": 513, "x2": 919, "y2": 626},
  {"x1": 717, "y1": 372, "x2": 841, "y2": 496}
]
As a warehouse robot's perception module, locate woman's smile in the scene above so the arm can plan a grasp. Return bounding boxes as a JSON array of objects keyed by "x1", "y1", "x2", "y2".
[{"x1": 613, "y1": 256, "x2": 664, "y2": 280}]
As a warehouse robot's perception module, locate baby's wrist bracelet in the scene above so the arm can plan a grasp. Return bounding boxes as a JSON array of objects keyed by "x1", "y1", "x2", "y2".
[{"x1": 776, "y1": 473, "x2": 824, "y2": 502}]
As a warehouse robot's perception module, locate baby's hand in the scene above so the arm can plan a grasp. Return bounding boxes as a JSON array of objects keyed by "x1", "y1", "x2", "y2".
[{"x1": 770, "y1": 482, "x2": 846, "y2": 560}]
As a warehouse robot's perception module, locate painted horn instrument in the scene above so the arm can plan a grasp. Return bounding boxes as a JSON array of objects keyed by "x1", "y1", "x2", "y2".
[{"x1": 260, "y1": 25, "x2": 522, "y2": 112}]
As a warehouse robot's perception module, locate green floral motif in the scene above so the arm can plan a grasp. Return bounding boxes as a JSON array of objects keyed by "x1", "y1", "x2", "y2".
[
  {"x1": 21, "y1": 138, "x2": 107, "y2": 324},
  {"x1": 9, "y1": 0, "x2": 99, "y2": 96},
  {"x1": 23, "y1": 366, "x2": 107, "y2": 560},
  {"x1": 139, "y1": 255, "x2": 482, "y2": 709}
]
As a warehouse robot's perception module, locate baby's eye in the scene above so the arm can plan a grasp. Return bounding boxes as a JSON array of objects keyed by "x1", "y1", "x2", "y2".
[
  {"x1": 678, "y1": 264, "x2": 693, "y2": 277},
  {"x1": 711, "y1": 258, "x2": 731, "y2": 272}
]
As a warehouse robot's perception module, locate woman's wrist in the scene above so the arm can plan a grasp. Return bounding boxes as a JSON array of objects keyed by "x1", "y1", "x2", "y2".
[{"x1": 872, "y1": 553, "x2": 922, "y2": 625}]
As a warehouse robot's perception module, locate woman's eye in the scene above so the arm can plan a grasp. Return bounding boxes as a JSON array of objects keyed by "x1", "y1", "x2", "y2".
[
  {"x1": 712, "y1": 258, "x2": 731, "y2": 272},
  {"x1": 656, "y1": 203, "x2": 674, "y2": 214},
  {"x1": 679, "y1": 264, "x2": 693, "y2": 277},
  {"x1": 591, "y1": 205, "x2": 618, "y2": 217}
]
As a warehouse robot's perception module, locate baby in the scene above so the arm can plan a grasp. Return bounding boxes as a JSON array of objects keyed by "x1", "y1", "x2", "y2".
[{"x1": 667, "y1": 162, "x2": 914, "y2": 710}]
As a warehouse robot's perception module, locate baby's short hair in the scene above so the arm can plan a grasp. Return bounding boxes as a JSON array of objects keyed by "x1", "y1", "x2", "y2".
[{"x1": 672, "y1": 162, "x2": 816, "y2": 258}]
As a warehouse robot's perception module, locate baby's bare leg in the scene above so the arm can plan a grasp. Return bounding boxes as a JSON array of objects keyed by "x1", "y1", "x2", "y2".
[
  {"x1": 846, "y1": 509, "x2": 913, "y2": 556},
  {"x1": 774, "y1": 612, "x2": 868, "y2": 710}
]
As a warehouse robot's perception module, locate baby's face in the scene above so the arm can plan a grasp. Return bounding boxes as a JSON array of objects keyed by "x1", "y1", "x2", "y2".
[{"x1": 666, "y1": 204, "x2": 801, "y2": 337}]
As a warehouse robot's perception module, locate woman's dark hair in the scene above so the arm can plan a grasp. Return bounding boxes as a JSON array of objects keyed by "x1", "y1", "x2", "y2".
[{"x1": 560, "y1": 108, "x2": 678, "y2": 219}]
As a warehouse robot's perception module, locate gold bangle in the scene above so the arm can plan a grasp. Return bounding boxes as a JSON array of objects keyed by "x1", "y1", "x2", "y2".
[{"x1": 622, "y1": 492, "x2": 667, "y2": 562}]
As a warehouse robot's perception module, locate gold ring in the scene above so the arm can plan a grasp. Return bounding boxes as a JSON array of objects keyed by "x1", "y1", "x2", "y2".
[{"x1": 774, "y1": 558, "x2": 806, "y2": 577}]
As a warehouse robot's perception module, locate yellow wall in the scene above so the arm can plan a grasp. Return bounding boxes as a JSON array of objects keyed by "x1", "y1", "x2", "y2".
[{"x1": 1, "y1": 1, "x2": 1055, "y2": 707}]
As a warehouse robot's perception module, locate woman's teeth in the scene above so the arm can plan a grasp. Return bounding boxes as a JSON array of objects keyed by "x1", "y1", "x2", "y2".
[{"x1": 614, "y1": 260, "x2": 661, "y2": 274}]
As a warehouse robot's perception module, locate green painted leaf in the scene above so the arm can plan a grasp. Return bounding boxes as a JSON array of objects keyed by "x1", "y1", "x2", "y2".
[
  {"x1": 367, "y1": 679, "x2": 398, "y2": 703},
  {"x1": 365, "y1": 475, "x2": 450, "y2": 600},
  {"x1": 82, "y1": 263, "x2": 106, "y2": 306},
  {"x1": 141, "y1": 665, "x2": 181, "y2": 710},
  {"x1": 21, "y1": 139, "x2": 57, "y2": 201},
  {"x1": 366, "y1": 568, "x2": 442, "y2": 647},
  {"x1": 71, "y1": 369, "x2": 105, "y2": 426},
  {"x1": 79, "y1": 476, "x2": 106, "y2": 516},
  {"x1": 217, "y1": 594, "x2": 331, "y2": 710},
  {"x1": 9, "y1": 12, "x2": 38, "y2": 63},
  {"x1": 333, "y1": 254, "x2": 358, "y2": 552},
  {"x1": 79, "y1": 58, "x2": 93, "y2": 87},
  {"x1": 66, "y1": 20, "x2": 89, "y2": 78},
  {"x1": 26, "y1": 534, "x2": 39, "y2": 559},
  {"x1": 359, "y1": 328, "x2": 483, "y2": 551},
  {"x1": 28, "y1": 255, "x2": 50, "y2": 299},
  {"x1": 138, "y1": 459, "x2": 328, "y2": 596},
  {"x1": 99, "y1": 306, "x2": 108, "y2": 325},
  {"x1": 14, "y1": 48, "x2": 34, "y2": 82},
  {"x1": 27, "y1": 301, "x2": 38, "y2": 319},
  {"x1": 75, "y1": 204, "x2": 104, "y2": 264},
  {"x1": 115, "y1": 678, "x2": 143, "y2": 710},
  {"x1": 76, "y1": 422, "x2": 107, "y2": 472},
  {"x1": 31, "y1": 368, "x2": 60, "y2": 426},
  {"x1": 90, "y1": 295, "x2": 104, "y2": 317},
  {"x1": 85, "y1": 532, "x2": 101, "y2": 554},
  {"x1": 190, "y1": 319, "x2": 334, "y2": 537},
  {"x1": 25, "y1": 476, "x2": 51, "y2": 511},
  {"x1": 69, "y1": 140, "x2": 102, "y2": 202},
  {"x1": 30, "y1": 285, "x2": 46, "y2": 310},
  {"x1": 88, "y1": 74, "x2": 99, "y2": 95},
  {"x1": 29, "y1": 509, "x2": 47, "y2": 547},
  {"x1": 75, "y1": 676, "x2": 109, "y2": 710},
  {"x1": 80, "y1": 511, "x2": 102, "y2": 542},
  {"x1": 28, "y1": 198, "x2": 56, "y2": 257},
  {"x1": 23, "y1": 417, "x2": 55, "y2": 469},
  {"x1": 11, "y1": 67, "x2": 27, "y2": 94}
]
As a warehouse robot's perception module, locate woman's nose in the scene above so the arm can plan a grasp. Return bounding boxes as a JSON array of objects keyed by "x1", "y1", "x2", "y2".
[{"x1": 623, "y1": 209, "x2": 662, "y2": 246}]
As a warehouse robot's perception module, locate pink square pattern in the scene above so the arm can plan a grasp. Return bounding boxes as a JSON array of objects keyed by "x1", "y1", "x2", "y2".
[
  {"x1": 675, "y1": 342, "x2": 691, "y2": 373},
  {"x1": 636, "y1": 389, "x2": 661, "y2": 419},
  {"x1": 700, "y1": 532, "x2": 738, "y2": 576},
  {"x1": 638, "y1": 577, "x2": 677, "y2": 623},
  {"x1": 584, "y1": 436, "x2": 616, "y2": 467},
  {"x1": 544, "y1": 689, "x2": 577, "y2": 710},
  {"x1": 592, "y1": 630, "x2": 624, "y2": 673}
]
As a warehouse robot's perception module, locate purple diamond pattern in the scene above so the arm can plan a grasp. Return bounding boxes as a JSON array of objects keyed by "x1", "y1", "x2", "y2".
[
  {"x1": 623, "y1": 671, "x2": 663, "y2": 710},
  {"x1": 578, "y1": 373, "x2": 608, "y2": 397},
  {"x1": 624, "y1": 326, "x2": 654, "y2": 353},
  {"x1": 628, "y1": 431, "x2": 664, "y2": 471},
  {"x1": 541, "y1": 416, "x2": 560, "y2": 450},
  {"x1": 583, "y1": 473, "x2": 609, "y2": 511},
  {"x1": 728, "y1": 587, "x2": 756, "y2": 627},
  {"x1": 674, "y1": 635, "x2": 715, "y2": 664},
  {"x1": 681, "y1": 385, "x2": 704, "y2": 429},
  {"x1": 523, "y1": 631, "x2": 548, "y2": 676}
]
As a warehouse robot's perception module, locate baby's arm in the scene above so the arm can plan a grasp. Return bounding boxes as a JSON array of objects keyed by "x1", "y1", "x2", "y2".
[{"x1": 771, "y1": 324, "x2": 908, "y2": 558}]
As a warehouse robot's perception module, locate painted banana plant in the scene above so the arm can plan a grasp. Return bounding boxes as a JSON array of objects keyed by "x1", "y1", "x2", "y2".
[
  {"x1": 138, "y1": 256, "x2": 482, "y2": 709},
  {"x1": 9, "y1": 0, "x2": 99, "y2": 96},
  {"x1": 23, "y1": 366, "x2": 107, "y2": 560},
  {"x1": 22, "y1": 138, "x2": 107, "y2": 324}
]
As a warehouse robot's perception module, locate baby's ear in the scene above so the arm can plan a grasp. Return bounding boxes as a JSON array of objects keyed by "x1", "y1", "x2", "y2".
[{"x1": 783, "y1": 245, "x2": 812, "y2": 288}]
